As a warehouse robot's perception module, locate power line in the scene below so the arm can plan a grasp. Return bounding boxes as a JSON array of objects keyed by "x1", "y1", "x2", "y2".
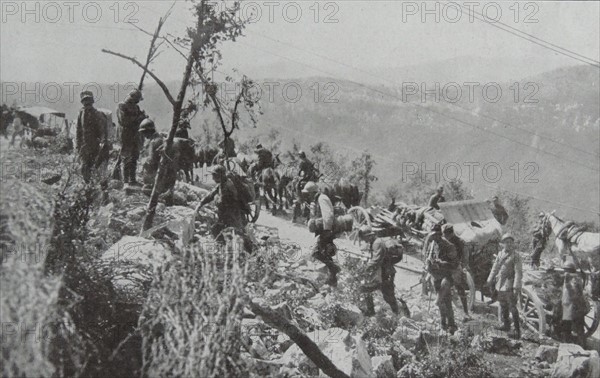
[
  {"x1": 238, "y1": 40, "x2": 600, "y2": 173},
  {"x1": 457, "y1": 3, "x2": 600, "y2": 68},
  {"x1": 255, "y1": 32, "x2": 600, "y2": 159}
]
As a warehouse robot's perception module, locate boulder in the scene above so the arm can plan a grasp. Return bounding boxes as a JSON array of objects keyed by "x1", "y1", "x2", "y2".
[
  {"x1": 101, "y1": 236, "x2": 172, "y2": 305},
  {"x1": 550, "y1": 343, "x2": 600, "y2": 378},
  {"x1": 159, "y1": 205, "x2": 196, "y2": 250},
  {"x1": 281, "y1": 328, "x2": 374, "y2": 377},
  {"x1": 371, "y1": 355, "x2": 395, "y2": 378},
  {"x1": 535, "y1": 345, "x2": 559, "y2": 364}
]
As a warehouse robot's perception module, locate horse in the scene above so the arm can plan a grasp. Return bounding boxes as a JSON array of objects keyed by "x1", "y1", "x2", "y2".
[
  {"x1": 260, "y1": 167, "x2": 281, "y2": 212},
  {"x1": 173, "y1": 137, "x2": 196, "y2": 183},
  {"x1": 194, "y1": 145, "x2": 219, "y2": 169},
  {"x1": 540, "y1": 211, "x2": 600, "y2": 273},
  {"x1": 332, "y1": 178, "x2": 362, "y2": 209}
]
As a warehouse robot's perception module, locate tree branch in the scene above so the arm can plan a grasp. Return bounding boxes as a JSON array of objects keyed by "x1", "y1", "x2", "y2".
[
  {"x1": 101, "y1": 49, "x2": 176, "y2": 105},
  {"x1": 248, "y1": 301, "x2": 350, "y2": 378}
]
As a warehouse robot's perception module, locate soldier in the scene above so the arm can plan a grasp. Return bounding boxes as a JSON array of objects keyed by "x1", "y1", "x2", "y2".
[
  {"x1": 428, "y1": 186, "x2": 445, "y2": 210},
  {"x1": 250, "y1": 144, "x2": 274, "y2": 179},
  {"x1": 197, "y1": 164, "x2": 251, "y2": 251},
  {"x1": 426, "y1": 223, "x2": 459, "y2": 334},
  {"x1": 139, "y1": 119, "x2": 177, "y2": 198},
  {"x1": 443, "y1": 224, "x2": 472, "y2": 322},
  {"x1": 490, "y1": 196, "x2": 509, "y2": 225},
  {"x1": 117, "y1": 89, "x2": 146, "y2": 187},
  {"x1": 304, "y1": 181, "x2": 341, "y2": 287},
  {"x1": 486, "y1": 233, "x2": 522, "y2": 339},
  {"x1": 560, "y1": 258, "x2": 587, "y2": 348},
  {"x1": 76, "y1": 91, "x2": 108, "y2": 183},
  {"x1": 530, "y1": 212, "x2": 547, "y2": 269},
  {"x1": 175, "y1": 120, "x2": 190, "y2": 139},
  {"x1": 357, "y1": 225, "x2": 404, "y2": 316}
]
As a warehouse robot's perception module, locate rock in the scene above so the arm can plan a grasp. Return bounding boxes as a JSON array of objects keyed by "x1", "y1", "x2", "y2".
[
  {"x1": 550, "y1": 343, "x2": 600, "y2": 378},
  {"x1": 371, "y1": 355, "x2": 395, "y2": 378},
  {"x1": 161, "y1": 206, "x2": 196, "y2": 250},
  {"x1": 471, "y1": 335, "x2": 521, "y2": 355},
  {"x1": 108, "y1": 179, "x2": 124, "y2": 190},
  {"x1": 280, "y1": 328, "x2": 374, "y2": 377},
  {"x1": 397, "y1": 363, "x2": 424, "y2": 378},
  {"x1": 535, "y1": 345, "x2": 559, "y2": 364},
  {"x1": 101, "y1": 236, "x2": 172, "y2": 305},
  {"x1": 333, "y1": 303, "x2": 365, "y2": 329},
  {"x1": 295, "y1": 305, "x2": 324, "y2": 328}
]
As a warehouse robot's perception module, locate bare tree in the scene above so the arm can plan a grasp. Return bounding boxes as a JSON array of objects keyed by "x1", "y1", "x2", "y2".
[{"x1": 102, "y1": 1, "x2": 255, "y2": 231}]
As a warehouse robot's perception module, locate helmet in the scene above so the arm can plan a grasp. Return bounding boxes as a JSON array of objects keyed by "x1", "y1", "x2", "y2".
[
  {"x1": 302, "y1": 181, "x2": 318, "y2": 194},
  {"x1": 442, "y1": 224, "x2": 454, "y2": 234},
  {"x1": 127, "y1": 89, "x2": 143, "y2": 101},
  {"x1": 139, "y1": 118, "x2": 155, "y2": 132},
  {"x1": 210, "y1": 164, "x2": 226, "y2": 176},
  {"x1": 80, "y1": 90, "x2": 94, "y2": 102},
  {"x1": 255, "y1": 144, "x2": 263, "y2": 150},
  {"x1": 437, "y1": 186, "x2": 444, "y2": 192},
  {"x1": 500, "y1": 233, "x2": 515, "y2": 243},
  {"x1": 298, "y1": 150, "x2": 306, "y2": 158}
]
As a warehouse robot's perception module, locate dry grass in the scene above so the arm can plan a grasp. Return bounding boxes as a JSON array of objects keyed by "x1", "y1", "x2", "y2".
[{"x1": 140, "y1": 233, "x2": 249, "y2": 377}]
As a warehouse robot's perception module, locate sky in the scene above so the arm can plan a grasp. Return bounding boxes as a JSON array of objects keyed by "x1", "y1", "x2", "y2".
[{"x1": 1, "y1": 1, "x2": 599, "y2": 84}]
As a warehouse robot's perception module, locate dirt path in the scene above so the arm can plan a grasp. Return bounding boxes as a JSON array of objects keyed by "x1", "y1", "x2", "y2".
[{"x1": 255, "y1": 212, "x2": 423, "y2": 291}]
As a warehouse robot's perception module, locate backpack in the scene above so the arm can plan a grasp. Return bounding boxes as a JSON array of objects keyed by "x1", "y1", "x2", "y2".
[
  {"x1": 226, "y1": 172, "x2": 253, "y2": 213},
  {"x1": 384, "y1": 238, "x2": 404, "y2": 264}
]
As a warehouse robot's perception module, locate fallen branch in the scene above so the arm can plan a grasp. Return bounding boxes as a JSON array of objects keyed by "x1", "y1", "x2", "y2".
[{"x1": 248, "y1": 301, "x2": 350, "y2": 378}]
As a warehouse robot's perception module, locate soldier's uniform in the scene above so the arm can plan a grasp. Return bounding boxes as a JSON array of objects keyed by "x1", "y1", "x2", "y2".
[
  {"x1": 487, "y1": 233, "x2": 522, "y2": 338},
  {"x1": 305, "y1": 182, "x2": 340, "y2": 287},
  {"x1": 443, "y1": 224, "x2": 471, "y2": 320},
  {"x1": 360, "y1": 233, "x2": 403, "y2": 315},
  {"x1": 9, "y1": 116, "x2": 24, "y2": 148},
  {"x1": 139, "y1": 120, "x2": 177, "y2": 197},
  {"x1": 426, "y1": 227, "x2": 459, "y2": 333},
  {"x1": 531, "y1": 214, "x2": 547, "y2": 268},
  {"x1": 198, "y1": 165, "x2": 250, "y2": 251},
  {"x1": 428, "y1": 187, "x2": 445, "y2": 210},
  {"x1": 76, "y1": 91, "x2": 108, "y2": 183},
  {"x1": 560, "y1": 259, "x2": 587, "y2": 347},
  {"x1": 251, "y1": 144, "x2": 274, "y2": 178},
  {"x1": 117, "y1": 89, "x2": 146, "y2": 185}
]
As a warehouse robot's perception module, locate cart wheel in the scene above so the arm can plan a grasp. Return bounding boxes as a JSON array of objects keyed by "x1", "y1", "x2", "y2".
[
  {"x1": 348, "y1": 206, "x2": 372, "y2": 245},
  {"x1": 246, "y1": 197, "x2": 261, "y2": 223},
  {"x1": 584, "y1": 299, "x2": 600, "y2": 338},
  {"x1": 519, "y1": 286, "x2": 547, "y2": 336},
  {"x1": 452, "y1": 270, "x2": 476, "y2": 313}
]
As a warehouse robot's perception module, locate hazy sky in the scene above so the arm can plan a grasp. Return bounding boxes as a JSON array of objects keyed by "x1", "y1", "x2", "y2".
[{"x1": 1, "y1": 1, "x2": 599, "y2": 84}]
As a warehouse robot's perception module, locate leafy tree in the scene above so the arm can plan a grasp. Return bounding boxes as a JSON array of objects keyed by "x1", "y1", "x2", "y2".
[
  {"x1": 350, "y1": 151, "x2": 378, "y2": 206},
  {"x1": 501, "y1": 192, "x2": 533, "y2": 251},
  {"x1": 445, "y1": 179, "x2": 474, "y2": 201}
]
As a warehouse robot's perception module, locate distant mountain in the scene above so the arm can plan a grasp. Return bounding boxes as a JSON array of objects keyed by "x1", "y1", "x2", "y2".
[{"x1": 2, "y1": 64, "x2": 598, "y2": 221}]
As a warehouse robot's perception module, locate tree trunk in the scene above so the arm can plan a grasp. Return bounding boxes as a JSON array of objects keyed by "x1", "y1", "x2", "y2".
[{"x1": 248, "y1": 301, "x2": 350, "y2": 378}]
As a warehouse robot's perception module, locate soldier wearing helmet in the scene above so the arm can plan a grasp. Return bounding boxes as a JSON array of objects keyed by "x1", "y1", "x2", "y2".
[
  {"x1": 428, "y1": 186, "x2": 445, "y2": 210},
  {"x1": 486, "y1": 233, "x2": 522, "y2": 339},
  {"x1": 117, "y1": 88, "x2": 147, "y2": 186},
  {"x1": 559, "y1": 257, "x2": 586, "y2": 347},
  {"x1": 357, "y1": 225, "x2": 405, "y2": 316},
  {"x1": 426, "y1": 222, "x2": 460, "y2": 334},
  {"x1": 197, "y1": 164, "x2": 249, "y2": 250},
  {"x1": 250, "y1": 143, "x2": 274, "y2": 179},
  {"x1": 298, "y1": 150, "x2": 318, "y2": 184},
  {"x1": 76, "y1": 91, "x2": 109, "y2": 183},
  {"x1": 443, "y1": 223, "x2": 471, "y2": 321},
  {"x1": 139, "y1": 119, "x2": 176, "y2": 197},
  {"x1": 304, "y1": 181, "x2": 341, "y2": 286}
]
